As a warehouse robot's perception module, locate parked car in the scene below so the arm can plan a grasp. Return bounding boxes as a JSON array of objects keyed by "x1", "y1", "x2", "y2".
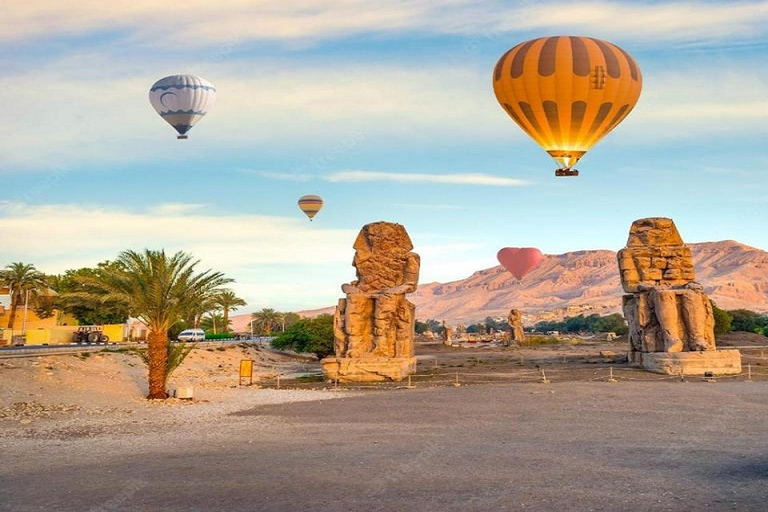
[{"x1": 176, "y1": 329, "x2": 205, "y2": 342}]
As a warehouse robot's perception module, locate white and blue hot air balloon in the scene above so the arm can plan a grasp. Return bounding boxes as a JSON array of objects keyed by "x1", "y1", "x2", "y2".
[{"x1": 149, "y1": 75, "x2": 216, "y2": 139}]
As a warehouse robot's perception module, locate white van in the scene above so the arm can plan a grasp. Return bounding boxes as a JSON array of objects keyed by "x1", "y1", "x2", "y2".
[{"x1": 176, "y1": 329, "x2": 205, "y2": 342}]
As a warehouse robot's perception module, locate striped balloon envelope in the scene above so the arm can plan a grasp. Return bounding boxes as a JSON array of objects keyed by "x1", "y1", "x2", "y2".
[
  {"x1": 149, "y1": 75, "x2": 216, "y2": 139},
  {"x1": 493, "y1": 36, "x2": 642, "y2": 176},
  {"x1": 298, "y1": 195, "x2": 324, "y2": 221}
]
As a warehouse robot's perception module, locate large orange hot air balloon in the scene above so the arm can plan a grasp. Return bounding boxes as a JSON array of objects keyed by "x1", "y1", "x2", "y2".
[
  {"x1": 298, "y1": 194, "x2": 323, "y2": 221},
  {"x1": 497, "y1": 247, "x2": 544, "y2": 280},
  {"x1": 493, "y1": 36, "x2": 642, "y2": 176}
]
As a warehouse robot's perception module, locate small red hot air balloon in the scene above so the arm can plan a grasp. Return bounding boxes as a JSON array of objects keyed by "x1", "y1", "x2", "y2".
[{"x1": 497, "y1": 247, "x2": 544, "y2": 280}]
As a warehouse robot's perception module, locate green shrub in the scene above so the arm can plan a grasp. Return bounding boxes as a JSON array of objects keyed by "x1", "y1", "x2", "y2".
[
  {"x1": 272, "y1": 314, "x2": 334, "y2": 359},
  {"x1": 518, "y1": 335, "x2": 561, "y2": 347},
  {"x1": 204, "y1": 332, "x2": 236, "y2": 340},
  {"x1": 711, "y1": 302, "x2": 732, "y2": 335}
]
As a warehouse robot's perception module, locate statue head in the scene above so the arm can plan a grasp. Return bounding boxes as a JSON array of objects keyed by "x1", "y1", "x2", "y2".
[
  {"x1": 625, "y1": 217, "x2": 684, "y2": 248},
  {"x1": 618, "y1": 217, "x2": 696, "y2": 292},
  {"x1": 352, "y1": 222, "x2": 414, "y2": 292}
]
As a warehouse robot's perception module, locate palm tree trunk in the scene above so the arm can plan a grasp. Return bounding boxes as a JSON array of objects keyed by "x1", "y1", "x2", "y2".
[
  {"x1": 6, "y1": 291, "x2": 19, "y2": 329},
  {"x1": 147, "y1": 329, "x2": 169, "y2": 399}
]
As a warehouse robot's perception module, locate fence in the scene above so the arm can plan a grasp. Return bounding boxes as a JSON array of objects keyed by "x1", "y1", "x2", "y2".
[{"x1": 256, "y1": 347, "x2": 768, "y2": 390}]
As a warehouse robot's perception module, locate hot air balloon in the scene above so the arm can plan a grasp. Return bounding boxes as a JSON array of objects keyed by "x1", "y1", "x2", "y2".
[
  {"x1": 497, "y1": 247, "x2": 544, "y2": 280},
  {"x1": 298, "y1": 195, "x2": 324, "y2": 221},
  {"x1": 493, "y1": 36, "x2": 642, "y2": 176},
  {"x1": 149, "y1": 75, "x2": 216, "y2": 139}
]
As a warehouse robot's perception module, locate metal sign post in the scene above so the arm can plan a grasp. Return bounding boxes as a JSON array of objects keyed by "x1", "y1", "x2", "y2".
[{"x1": 239, "y1": 359, "x2": 254, "y2": 386}]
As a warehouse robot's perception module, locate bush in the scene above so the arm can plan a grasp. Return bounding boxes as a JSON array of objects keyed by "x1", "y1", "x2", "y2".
[
  {"x1": 711, "y1": 302, "x2": 732, "y2": 335},
  {"x1": 728, "y1": 309, "x2": 768, "y2": 334},
  {"x1": 204, "y1": 332, "x2": 235, "y2": 340},
  {"x1": 533, "y1": 313, "x2": 628, "y2": 335},
  {"x1": 518, "y1": 335, "x2": 561, "y2": 347},
  {"x1": 272, "y1": 314, "x2": 334, "y2": 359}
]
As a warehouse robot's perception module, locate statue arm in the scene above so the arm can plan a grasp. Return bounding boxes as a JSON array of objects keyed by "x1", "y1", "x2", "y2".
[
  {"x1": 342, "y1": 280, "x2": 361, "y2": 293},
  {"x1": 385, "y1": 253, "x2": 420, "y2": 294}
]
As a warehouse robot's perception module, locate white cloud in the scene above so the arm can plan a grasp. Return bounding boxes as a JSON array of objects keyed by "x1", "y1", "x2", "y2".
[
  {"x1": 1, "y1": 25, "x2": 766, "y2": 171},
  {"x1": 0, "y1": 202, "x2": 358, "y2": 310},
  {"x1": 0, "y1": 201, "x2": 514, "y2": 311},
  {"x1": 391, "y1": 203, "x2": 468, "y2": 211},
  {"x1": 3, "y1": 1, "x2": 767, "y2": 46},
  {"x1": 148, "y1": 204, "x2": 207, "y2": 215},
  {"x1": 411, "y1": 239, "x2": 498, "y2": 284},
  {"x1": 618, "y1": 67, "x2": 768, "y2": 141},
  {"x1": 325, "y1": 170, "x2": 530, "y2": 186},
  {"x1": 248, "y1": 171, "x2": 314, "y2": 182},
  {"x1": 493, "y1": 1, "x2": 768, "y2": 45},
  {"x1": 0, "y1": 1, "x2": 425, "y2": 45},
  {"x1": 0, "y1": 58, "x2": 494, "y2": 170}
]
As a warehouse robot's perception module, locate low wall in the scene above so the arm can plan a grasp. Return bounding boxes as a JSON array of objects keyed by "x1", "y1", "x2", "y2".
[{"x1": 9, "y1": 324, "x2": 127, "y2": 345}]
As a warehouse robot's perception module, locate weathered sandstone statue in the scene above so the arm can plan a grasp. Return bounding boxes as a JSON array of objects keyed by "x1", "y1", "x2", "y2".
[
  {"x1": 322, "y1": 221, "x2": 419, "y2": 382},
  {"x1": 442, "y1": 321, "x2": 452, "y2": 346},
  {"x1": 618, "y1": 218, "x2": 740, "y2": 375},
  {"x1": 507, "y1": 309, "x2": 525, "y2": 344}
]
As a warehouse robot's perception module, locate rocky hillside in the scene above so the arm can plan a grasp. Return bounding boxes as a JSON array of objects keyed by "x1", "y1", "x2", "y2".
[{"x1": 410, "y1": 240, "x2": 768, "y2": 325}]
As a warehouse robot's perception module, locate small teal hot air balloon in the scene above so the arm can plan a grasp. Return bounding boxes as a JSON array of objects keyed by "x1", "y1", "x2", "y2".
[{"x1": 149, "y1": 75, "x2": 216, "y2": 139}]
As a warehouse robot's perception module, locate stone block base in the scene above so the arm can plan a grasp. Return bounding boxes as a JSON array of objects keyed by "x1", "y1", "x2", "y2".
[
  {"x1": 636, "y1": 349, "x2": 741, "y2": 376},
  {"x1": 321, "y1": 357, "x2": 417, "y2": 383}
]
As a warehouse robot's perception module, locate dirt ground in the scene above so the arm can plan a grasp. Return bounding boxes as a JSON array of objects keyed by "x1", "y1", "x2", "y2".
[
  {"x1": 1, "y1": 334, "x2": 767, "y2": 511},
  {"x1": 1, "y1": 333, "x2": 767, "y2": 420}
]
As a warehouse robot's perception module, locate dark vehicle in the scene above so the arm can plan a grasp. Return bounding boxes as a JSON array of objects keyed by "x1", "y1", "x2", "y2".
[{"x1": 72, "y1": 326, "x2": 109, "y2": 344}]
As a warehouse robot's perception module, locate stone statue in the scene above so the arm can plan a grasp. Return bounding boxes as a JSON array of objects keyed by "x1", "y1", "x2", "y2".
[
  {"x1": 618, "y1": 218, "x2": 740, "y2": 375},
  {"x1": 507, "y1": 309, "x2": 525, "y2": 343},
  {"x1": 322, "y1": 221, "x2": 420, "y2": 382},
  {"x1": 442, "y1": 321, "x2": 452, "y2": 345}
]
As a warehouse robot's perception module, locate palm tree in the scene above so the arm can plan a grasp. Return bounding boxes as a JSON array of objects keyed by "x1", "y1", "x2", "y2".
[
  {"x1": 251, "y1": 308, "x2": 284, "y2": 336},
  {"x1": 183, "y1": 295, "x2": 216, "y2": 330},
  {"x1": 213, "y1": 290, "x2": 246, "y2": 332},
  {"x1": 199, "y1": 312, "x2": 225, "y2": 334},
  {"x1": 0, "y1": 262, "x2": 48, "y2": 329},
  {"x1": 82, "y1": 249, "x2": 232, "y2": 399}
]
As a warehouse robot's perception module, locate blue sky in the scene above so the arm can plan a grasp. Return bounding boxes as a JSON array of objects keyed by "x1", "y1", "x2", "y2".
[{"x1": 1, "y1": 1, "x2": 767, "y2": 314}]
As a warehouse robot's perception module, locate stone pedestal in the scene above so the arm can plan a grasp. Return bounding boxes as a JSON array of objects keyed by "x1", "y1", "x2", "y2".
[
  {"x1": 632, "y1": 349, "x2": 742, "y2": 376},
  {"x1": 322, "y1": 357, "x2": 417, "y2": 383}
]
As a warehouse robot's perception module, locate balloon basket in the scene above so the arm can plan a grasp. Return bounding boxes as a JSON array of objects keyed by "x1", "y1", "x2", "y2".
[
  {"x1": 555, "y1": 168, "x2": 579, "y2": 177},
  {"x1": 177, "y1": 135, "x2": 188, "y2": 140}
]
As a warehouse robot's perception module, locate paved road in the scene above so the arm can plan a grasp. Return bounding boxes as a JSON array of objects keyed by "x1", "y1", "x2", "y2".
[
  {"x1": 2, "y1": 381, "x2": 767, "y2": 511},
  {"x1": 0, "y1": 339, "x2": 255, "y2": 359}
]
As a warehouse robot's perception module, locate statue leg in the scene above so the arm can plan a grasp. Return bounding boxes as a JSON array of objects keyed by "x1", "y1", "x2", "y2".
[
  {"x1": 650, "y1": 289, "x2": 684, "y2": 352},
  {"x1": 680, "y1": 291, "x2": 716, "y2": 351},
  {"x1": 333, "y1": 298, "x2": 347, "y2": 357},
  {"x1": 346, "y1": 294, "x2": 374, "y2": 358},
  {"x1": 627, "y1": 292, "x2": 660, "y2": 352},
  {"x1": 373, "y1": 294, "x2": 397, "y2": 357},
  {"x1": 394, "y1": 298, "x2": 416, "y2": 358}
]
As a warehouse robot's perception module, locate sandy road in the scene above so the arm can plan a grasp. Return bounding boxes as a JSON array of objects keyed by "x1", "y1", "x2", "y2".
[{"x1": 2, "y1": 380, "x2": 767, "y2": 512}]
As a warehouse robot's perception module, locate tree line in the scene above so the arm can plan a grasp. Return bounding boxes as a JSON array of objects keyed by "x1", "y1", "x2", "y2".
[
  {"x1": 415, "y1": 304, "x2": 768, "y2": 338},
  {"x1": 0, "y1": 252, "x2": 245, "y2": 399},
  {"x1": 415, "y1": 314, "x2": 628, "y2": 336},
  {"x1": 0, "y1": 253, "x2": 326, "y2": 399}
]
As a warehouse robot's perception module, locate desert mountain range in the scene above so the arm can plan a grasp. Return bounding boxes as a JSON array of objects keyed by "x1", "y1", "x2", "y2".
[
  {"x1": 265, "y1": 240, "x2": 768, "y2": 328},
  {"x1": 410, "y1": 240, "x2": 768, "y2": 325}
]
